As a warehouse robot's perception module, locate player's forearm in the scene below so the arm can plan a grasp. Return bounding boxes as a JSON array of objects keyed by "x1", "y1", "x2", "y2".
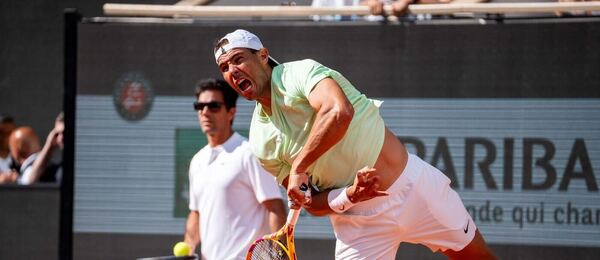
[
  {"x1": 303, "y1": 190, "x2": 335, "y2": 216},
  {"x1": 263, "y1": 199, "x2": 287, "y2": 232},
  {"x1": 292, "y1": 104, "x2": 353, "y2": 173},
  {"x1": 184, "y1": 211, "x2": 200, "y2": 248},
  {"x1": 268, "y1": 210, "x2": 286, "y2": 232},
  {"x1": 304, "y1": 167, "x2": 389, "y2": 216},
  {"x1": 183, "y1": 233, "x2": 199, "y2": 248}
]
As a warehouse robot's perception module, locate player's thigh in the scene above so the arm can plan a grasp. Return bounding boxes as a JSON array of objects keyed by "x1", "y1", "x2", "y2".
[
  {"x1": 401, "y1": 162, "x2": 476, "y2": 252},
  {"x1": 330, "y1": 200, "x2": 402, "y2": 259},
  {"x1": 333, "y1": 217, "x2": 400, "y2": 260}
]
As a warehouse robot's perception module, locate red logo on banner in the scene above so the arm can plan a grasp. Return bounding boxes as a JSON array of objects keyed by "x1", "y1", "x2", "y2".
[{"x1": 113, "y1": 72, "x2": 154, "y2": 121}]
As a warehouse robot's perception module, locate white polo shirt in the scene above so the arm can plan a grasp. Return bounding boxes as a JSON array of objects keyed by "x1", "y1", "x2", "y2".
[{"x1": 188, "y1": 132, "x2": 283, "y2": 260}]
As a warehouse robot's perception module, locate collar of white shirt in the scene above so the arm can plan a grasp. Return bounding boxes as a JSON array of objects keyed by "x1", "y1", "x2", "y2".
[{"x1": 207, "y1": 132, "x2": 243, "y2": 164}]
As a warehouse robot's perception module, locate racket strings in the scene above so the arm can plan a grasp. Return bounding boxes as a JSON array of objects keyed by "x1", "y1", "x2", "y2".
[{"x1": 248, "y1": 239, "x2": 290, "y2": 260}]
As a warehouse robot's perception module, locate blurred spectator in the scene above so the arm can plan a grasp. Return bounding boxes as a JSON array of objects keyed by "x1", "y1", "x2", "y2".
[
  {"x1": 7, "y1": 127, "x2": 41, "y2": 185},
  {"x1": 0, "y1": 114, "x2": 18, "y2": 183},
  {"x1": 0, "y1": 114, "x2": 17, "y2": 171},
  {"x1": 311, "y1": 0, "x2": 361, "y2": 21},
  {"x1": 312, "y1": 0, "x2": 455, "y2": 21},
  {"x1": 556, "y1": 0, "x2": 599, "y2": 17},
  {"x1": 28, "y1": 112, "x2": 64, "y2": 184},
  {"x1": 364, "y1": 0, "x2": 474, "y2": 18}
]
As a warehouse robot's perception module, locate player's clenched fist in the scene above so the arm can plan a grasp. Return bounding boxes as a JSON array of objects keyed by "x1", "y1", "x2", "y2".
[{"x1": 287, "y1": 171, "x2": 312, "y2": 209}]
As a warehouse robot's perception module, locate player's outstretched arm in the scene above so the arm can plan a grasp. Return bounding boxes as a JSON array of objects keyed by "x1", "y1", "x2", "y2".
[
  {"x1": 301, "y1": 167, "x2": 389, "y2": 216},
  {"x1": 288, "y1": 78, "x2": 354, "y2": 208}
]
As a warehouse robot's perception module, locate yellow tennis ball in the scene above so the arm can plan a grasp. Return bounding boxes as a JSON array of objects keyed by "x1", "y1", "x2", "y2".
[{"x1": 173, "y1": 242, "x2": 191, "y2": 257}]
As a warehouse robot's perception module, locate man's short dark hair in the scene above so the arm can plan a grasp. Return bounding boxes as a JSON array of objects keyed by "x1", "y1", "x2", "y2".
[{"x1": 194, "y1": 78, "x2": 238, "y2": 110}]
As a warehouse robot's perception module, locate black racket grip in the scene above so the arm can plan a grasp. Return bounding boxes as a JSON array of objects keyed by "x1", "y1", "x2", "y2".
[{"x1": 299, "y1": 183, "x2": 308, "y2": 192}]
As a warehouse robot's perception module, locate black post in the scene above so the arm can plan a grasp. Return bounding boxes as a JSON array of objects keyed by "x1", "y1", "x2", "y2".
[{"x1": 60, "y1": 8, "x2": 80, "y2": 260}]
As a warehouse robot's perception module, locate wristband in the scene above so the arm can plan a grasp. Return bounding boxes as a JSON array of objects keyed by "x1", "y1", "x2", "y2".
[{"x1": 328, "y1": 187, "x2": 355, "y2": 213}]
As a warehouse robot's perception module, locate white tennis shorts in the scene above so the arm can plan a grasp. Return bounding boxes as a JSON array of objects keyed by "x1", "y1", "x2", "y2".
[{"x1": 330, "y1": 153, "x2": 476, "y2": 259}]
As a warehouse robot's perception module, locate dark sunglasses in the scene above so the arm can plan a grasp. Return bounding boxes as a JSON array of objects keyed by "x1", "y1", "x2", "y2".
[{"x1": 193, "y1": 101, "x2": 223, "y2": 112}]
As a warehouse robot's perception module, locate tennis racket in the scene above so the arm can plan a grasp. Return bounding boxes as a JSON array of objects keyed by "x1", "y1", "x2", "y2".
[
  {"x1": 246, "y1": 208, "x2": 301, "y2": 260},
  {"x1": 246, "y1": 184, "x2": 310, "y2": 260}
]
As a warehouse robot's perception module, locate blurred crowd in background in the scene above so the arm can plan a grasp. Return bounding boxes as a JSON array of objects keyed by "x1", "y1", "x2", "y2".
[{"x1": 0, "y1": 113, "x2": 63, "y2": 185}]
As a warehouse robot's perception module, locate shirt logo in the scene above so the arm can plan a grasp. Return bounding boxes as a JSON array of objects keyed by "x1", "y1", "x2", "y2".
[{"x1": 463, "y1": 219, "x2": 470, "y2": 234}]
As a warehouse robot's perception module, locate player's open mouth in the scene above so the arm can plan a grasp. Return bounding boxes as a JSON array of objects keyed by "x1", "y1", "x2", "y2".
[{"x1": 238, "y1": 79, "x2": 252, "y2": 92}]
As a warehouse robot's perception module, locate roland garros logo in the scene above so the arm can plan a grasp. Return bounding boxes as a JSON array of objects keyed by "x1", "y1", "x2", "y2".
[{"x1": 113, "y1": 72, "x2": 154, "y2": 121}]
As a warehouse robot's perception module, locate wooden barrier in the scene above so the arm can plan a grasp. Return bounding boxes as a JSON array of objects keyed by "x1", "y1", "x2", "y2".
[{"x1": 103, "y1": 2, "x2": 600, "y2": 17}]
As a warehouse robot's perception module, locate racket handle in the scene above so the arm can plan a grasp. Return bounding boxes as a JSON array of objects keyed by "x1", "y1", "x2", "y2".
[{"x1": 287, "y1": 208, "x2": 301, "y2": 226}]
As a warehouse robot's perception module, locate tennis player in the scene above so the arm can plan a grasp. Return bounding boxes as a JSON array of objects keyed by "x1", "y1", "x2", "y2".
[
  {"x1": 183, "y1": 78, "x2": 286, "y2": 259},
  {"x1": 214, "y1": 29, "x2": 495, "y2": 259}
]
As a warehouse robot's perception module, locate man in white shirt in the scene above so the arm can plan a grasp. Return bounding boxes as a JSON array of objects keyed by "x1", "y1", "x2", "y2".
[{"x1": 182, "y1": 78, "x2": 286, "y2": 259}]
